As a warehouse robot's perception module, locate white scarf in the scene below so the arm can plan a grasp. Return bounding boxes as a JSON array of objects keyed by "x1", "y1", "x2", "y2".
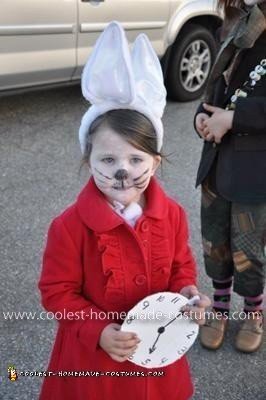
[{"x1": 111, "y1": 200, "x2": 143, "y2": 227}]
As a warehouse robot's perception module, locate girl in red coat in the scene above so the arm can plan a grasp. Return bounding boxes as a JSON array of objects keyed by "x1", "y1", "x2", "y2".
[{"x1": 39, "y1": 22, "x2": 210, "y2": 400}]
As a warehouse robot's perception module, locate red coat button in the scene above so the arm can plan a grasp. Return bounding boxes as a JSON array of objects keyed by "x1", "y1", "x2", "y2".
[
  {"x1": 134, "y1": 274, "x2": 147, "y2": 286},
  {"x1": 140, "y1": 221, "x2": 149, "y2": 232}
]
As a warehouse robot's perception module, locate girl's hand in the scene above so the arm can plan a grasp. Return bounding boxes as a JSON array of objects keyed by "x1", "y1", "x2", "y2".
[
  {"x1": 180, "y1": 285, "x2": 211, "y2": 326},
  {"x1": 202, "y1": 103, "x2": 234, "y2": 144},
  {"x1": 99, "y1": 323, "x2": 140, "y2": 362},
  {"x1": 195, "y1": 112, "x2": 210, "y2": 138}
]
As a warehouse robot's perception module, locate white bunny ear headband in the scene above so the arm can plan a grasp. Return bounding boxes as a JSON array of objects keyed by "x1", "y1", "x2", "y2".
[{"x1": 79, "y1": 21, "x2": 167, "y2": 154}]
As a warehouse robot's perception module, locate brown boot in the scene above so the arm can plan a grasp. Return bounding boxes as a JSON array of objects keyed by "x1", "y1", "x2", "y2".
[
  {"x1": 200, "y1": 310, "x2": 228, "y2": 350},
  {"x1": 235, "y1": 313, "x2": 264, "y2": 353}
]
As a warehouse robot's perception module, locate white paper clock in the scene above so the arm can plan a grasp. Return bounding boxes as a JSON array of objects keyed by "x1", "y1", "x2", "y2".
[{"x1": 121, "y1": 292, "x2": 199, "y2": 368}]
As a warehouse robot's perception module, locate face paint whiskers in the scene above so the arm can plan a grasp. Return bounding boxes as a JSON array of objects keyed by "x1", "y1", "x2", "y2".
[
  {"x1": 94, "y1": 168, "x2": 113, "y2": 186},
  {"x1": 133, "y1": 169, "x2": 150, "y2": 189}
]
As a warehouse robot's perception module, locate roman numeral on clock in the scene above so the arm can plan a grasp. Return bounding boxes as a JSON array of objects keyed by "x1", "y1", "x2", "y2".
[{"x1": 171, "y1": 297, "x2": 181, "y2": 304}]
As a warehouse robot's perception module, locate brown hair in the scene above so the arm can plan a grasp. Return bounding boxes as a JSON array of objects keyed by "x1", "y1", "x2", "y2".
[
  {"x1": 217, "y1": 0, "x2": 244, "y2": 16},
  {"x1": 81, "y1": 109, "x2": 162, "y2": 166}
]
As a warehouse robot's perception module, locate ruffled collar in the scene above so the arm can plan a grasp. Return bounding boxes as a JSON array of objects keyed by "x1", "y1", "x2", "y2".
[{"x1": 76, "y1": 177, "x2": 168, "y2": 232}]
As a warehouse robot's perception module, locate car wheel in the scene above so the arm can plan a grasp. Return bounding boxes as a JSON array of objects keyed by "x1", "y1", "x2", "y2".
[{"x1": 166, "y1": 23, "x2": 217, "y2": 102}]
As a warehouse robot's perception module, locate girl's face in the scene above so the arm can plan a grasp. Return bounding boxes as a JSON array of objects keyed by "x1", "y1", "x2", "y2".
[{"x1": 89, "y1": 126, "x2": 161, "y2": 206}]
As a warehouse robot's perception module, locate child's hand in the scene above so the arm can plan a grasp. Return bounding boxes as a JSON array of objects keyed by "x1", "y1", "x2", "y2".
[
  {"x1": 99, "y1": 323, "x2": 140, "y2": 362},
  {"x1": 202, "y1": 103, "x2": 234, "y2": 144},
  {"x1": 180, "y1": 285, "x2": 211, "y2": 325},
  {"x1": 195, "y1": 112, "x2": 210, "y2": 138}
]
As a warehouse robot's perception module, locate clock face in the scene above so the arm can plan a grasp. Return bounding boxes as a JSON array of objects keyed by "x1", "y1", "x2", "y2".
[{"x1": 121, "y1": 292, "x2": 199, "y2": 368}]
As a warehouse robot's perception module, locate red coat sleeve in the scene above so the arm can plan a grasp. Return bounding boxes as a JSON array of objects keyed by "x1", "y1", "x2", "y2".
[
  {"x1": 38, "y1": 216, "x2": 111, "y2": 352},
  {"x1": 168, "y1": 206, "x2": 197, "y2": 292}
]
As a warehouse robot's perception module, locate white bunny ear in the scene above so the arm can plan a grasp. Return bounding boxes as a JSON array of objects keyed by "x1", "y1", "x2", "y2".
[
  {"x1": 81, "y1": 21, "x2": 135, "y2": 105},
  {"x1": 131, "y1": 34, "x2": 166, "y2": 118},
  {"x1": 79, "y1": 22, "x2": 167, "y2": 154}
]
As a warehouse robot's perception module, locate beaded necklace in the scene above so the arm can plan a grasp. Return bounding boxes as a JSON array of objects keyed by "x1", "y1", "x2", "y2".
[{"x1": 226, "y1": 58, "x2": 266, "y2": 110}]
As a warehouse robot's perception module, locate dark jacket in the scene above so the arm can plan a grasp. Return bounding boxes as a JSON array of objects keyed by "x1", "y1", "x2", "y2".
[{"x1": 195, "y1": 30, "x2": 266, "y2": 204}]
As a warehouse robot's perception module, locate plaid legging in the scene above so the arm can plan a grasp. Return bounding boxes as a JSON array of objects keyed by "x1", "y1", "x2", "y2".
[{"x1": 201, "y1": 181, "x2": 266, "y2": 297}]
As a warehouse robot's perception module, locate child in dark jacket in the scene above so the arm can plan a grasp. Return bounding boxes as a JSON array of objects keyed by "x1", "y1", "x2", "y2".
[{"x1": 194, "y1": 0, "x2": 265, "y2": 353}]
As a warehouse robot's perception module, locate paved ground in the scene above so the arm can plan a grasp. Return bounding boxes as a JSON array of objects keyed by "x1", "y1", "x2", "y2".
[{"x1": 0, "y1": 86, "x2": 265, "y2": 400}]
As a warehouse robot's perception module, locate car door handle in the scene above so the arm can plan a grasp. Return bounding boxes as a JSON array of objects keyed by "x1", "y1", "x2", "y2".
[{"x1": 81, "y1": 0, "x2": 104, "y2": 2}]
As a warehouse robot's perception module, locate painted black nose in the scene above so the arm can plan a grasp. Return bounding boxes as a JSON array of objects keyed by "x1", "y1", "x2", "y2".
[{"x1": 114, "y1": 169, "x2": 129, "y2": 181}]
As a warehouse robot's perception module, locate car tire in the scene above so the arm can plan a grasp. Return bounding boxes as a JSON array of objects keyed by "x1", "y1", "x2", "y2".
[{"x1": 166, "y1": 23, "x2": 217, "y2": 102}]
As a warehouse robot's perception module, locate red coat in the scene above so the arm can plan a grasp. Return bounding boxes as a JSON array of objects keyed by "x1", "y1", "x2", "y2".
[{"x1": 39, "y1": 177, "x2": 197, "y2": 400}]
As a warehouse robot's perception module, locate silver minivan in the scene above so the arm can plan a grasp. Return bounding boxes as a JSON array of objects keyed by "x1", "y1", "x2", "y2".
[{"x1": 0, "y1": 0, "x2": 222, "y2": 100}]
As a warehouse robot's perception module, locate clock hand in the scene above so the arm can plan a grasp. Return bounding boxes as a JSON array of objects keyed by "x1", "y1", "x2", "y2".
[
  {"x1": 163, "y1": 295, "x2": 201, "y2": 329},
  {"x1": 163, "y1": 316, "x2": 178, "y2": 329},
  {"x1": 149, "y1": 326, "x2": 165, "y2": 354}
]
